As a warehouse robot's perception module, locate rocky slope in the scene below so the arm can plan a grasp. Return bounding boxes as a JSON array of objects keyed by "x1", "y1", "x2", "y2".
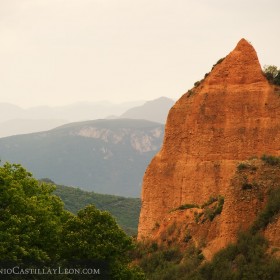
[{"x1": 138, "y1": 39, "x2": 280, "y2": 258}]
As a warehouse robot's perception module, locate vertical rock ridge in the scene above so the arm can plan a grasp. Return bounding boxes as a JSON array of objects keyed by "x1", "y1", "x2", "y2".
[{"x1": 138, "y1": 39, "x2": 280, "y2": 257}]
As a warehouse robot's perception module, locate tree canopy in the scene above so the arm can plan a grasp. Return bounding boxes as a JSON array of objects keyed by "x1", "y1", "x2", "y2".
[
  {"x1": 263, "y1": 65, "x2": 280, "y2": 85},
  {"x1": 0, "y1": 162, "x2": 144, "y2": 279}
]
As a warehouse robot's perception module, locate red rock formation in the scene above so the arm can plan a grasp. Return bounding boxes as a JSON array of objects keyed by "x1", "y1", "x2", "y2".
[{"x1": 138, "y1": 39, "x2": 280, "y2": 257}]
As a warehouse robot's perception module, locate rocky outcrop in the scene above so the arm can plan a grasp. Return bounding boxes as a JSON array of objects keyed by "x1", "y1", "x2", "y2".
[{"x1": 138, "y1": 39, "x2": 280, "y2": 257}]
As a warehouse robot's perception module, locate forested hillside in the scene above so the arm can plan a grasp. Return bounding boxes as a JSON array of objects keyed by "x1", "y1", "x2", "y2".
[
  {"x1": 54, "y1": 184, "x2": 141, "y2": 236},
  {"x1": 0, "y1": 119, "x2": 164, "y2": 197}
]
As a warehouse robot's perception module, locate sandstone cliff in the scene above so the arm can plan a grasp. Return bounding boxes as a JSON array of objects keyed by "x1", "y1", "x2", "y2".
[{"x1": 138, "y1": 39, "x2": 280, "y2": 258}]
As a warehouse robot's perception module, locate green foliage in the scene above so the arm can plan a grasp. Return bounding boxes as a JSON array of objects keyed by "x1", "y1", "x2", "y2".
[
  {"x1": 199, "y1": 196, "x2": 224, "y2": 222},
  {"x1": 196, "y1": 232, "x2": 280, "y2": 280},
  {"x1": 261, "y1": 154, "x2": 280, "y2": 166},
  {"x1": 0, "y1": 162, "x2": 144, "y2": 279},
  {"x1": 204, "y1": 72, "x2": 209, "y2": 78},
  {"x1": 194, "y1": 212, "x2": 203, "y2": 224},
  {"x1": 137, "y1": 231, "x2": 280, "y2": 280},
  {"x1": 61, "y1": 205, "x2": 144, "y2": 279},
  {"x1": 242, "y1": 182, "x2": 253, "y2": 190},
  {"x1": 136, "y1": 243, "x2": 203, "y2": 280},
  {"x1": 237, "y1": 162, "x2": 250, "y2": 171},
  {"x1": 134, "y1": 182, "x2": 280, "y2": 280},
  {"x1": 203, "y1": 199, "x2": 223, "y2": 222},
  {"x1": 201, "y1": 196, "x2": 218, "y2": 208},
  {"x1": 191, "y1": 57, "x2": 225, "y2": 92},
  {"x1": 175, "y1": 196, "x2": 224, "y2": 223},
  {"x1": 211, "y1": 57, "x2": 225, "y2": 70},
  {"x1": 62, "y1": 205, "x2": 133, "y2": 261},
  {"x1": 251, "y1": 187, "x2": 280, "y2": 234},
  {"x1": 184, "y1": 232, "x2": 192, "y2": 243},
  {"x1": 172, "y1": 203, "x2": 199, "y2": 211},
  {"x1": 53, "y1": 184, "x2": 141, "y2": 235},
  {"x1": 0, "y1": 162, "x2": 67, "y2": 263},
  {"x1": 263, "y1": 65, "x2": 280, "y2": 85},
  {"x1": 134, "y1": 160, "x2": 280, "y2": 279},
  {"x1": 187, "y1": 90, "x2": 195, "y2": 97}
]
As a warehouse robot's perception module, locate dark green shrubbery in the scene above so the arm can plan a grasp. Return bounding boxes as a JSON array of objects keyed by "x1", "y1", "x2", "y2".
[
  {"x1": 0, "y1": 162, "x2": 145, "y2": 279},
  {"x1": 263, "y1": 65, "x2": 280, "y2": 86},
  {"x1": 237, "y1": 161, "x2": 258, "y2": 172},
  {"x1": 175, "y1": 196, "x2": 224, "y2": 223},
  {"x1": 237, "y1": 162, "x2": 250, "y2": 171},
  {"x1": 173, "y1": 203, "x2": 199, "y2": 211},
  {"x1": 251, "y1": 187, "x2": 280, "y2": 234},
  {"x1": 196, "y1": 232, "x2": 280, "y2": 280},
  {"x1": 242, "y1": 182, "x2": 253, "y2": 190},
  {"x1": 261, "y1": 154, "x2": 280, "y2": 166},
  {"x1": 137, "y1": 244, "x2": 203, "y2": 280},
  {"x1": 190, "y1": 57, "x2": 225, "y2": 91},
  {"x1": 203, "y1": 196, "x2": 224, "y2": 222},
  {"x1": 137, "y1": 185, "x2": 280, "y2": 280},
  {"x1": 201, "y1": 196, "x2": 218, "y2": 208},
  {"x1": 211, "y1": 57, "x2": 225, "y2": 71}
]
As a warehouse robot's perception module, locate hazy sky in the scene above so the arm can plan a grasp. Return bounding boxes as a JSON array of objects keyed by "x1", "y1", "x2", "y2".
[{"x1": 1, "y1": 0, "x2": 279, "y2": 108}]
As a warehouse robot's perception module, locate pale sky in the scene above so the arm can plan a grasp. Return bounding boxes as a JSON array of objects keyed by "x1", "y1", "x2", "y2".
[{"x1": 0, "y1": 0, "x2": 279, "y2": 108}]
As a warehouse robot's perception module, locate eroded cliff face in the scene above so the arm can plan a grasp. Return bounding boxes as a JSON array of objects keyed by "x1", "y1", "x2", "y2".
[{"x1": 138, "y1": 39, "x2": 280, "y2": 258}]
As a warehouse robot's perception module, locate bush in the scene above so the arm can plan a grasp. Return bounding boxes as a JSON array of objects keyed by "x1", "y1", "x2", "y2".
[
  {"x1": 173, "y1": 203, "x2": 199, "y2": 211},
  {"x1": 261, "y1": 154, "x2": 280, "y2": 166},
  {"x1": 201, "y1": 196, "x2": 218, "y2": 208},
  {"x1": 263, "y1": 65, "x2": 280, "y2": 85},
  {"x1": 184, "y1": 231, "x2": 192, "y2": 243},
  {"x1": 237, "y1": 162, "x2": 249, "y2": 171},
  {"x1": 211, "y1": 57, "x2": 225, "y2": 70},
  {"x1": 242, "y1": 183, "x2": 253, "y2": 190},
  {"x1": 138, "y1": 243, "x2": 203, "y2": 280},
  {"x1": 196, "y1": 231, "x2": 280, "y2": 280},
  {"x1": 251, "y1": 187, "x2": 280, "y2": 234},
  {"x1": 187, "y1": 90, "x2": 194, "y2": 97},
  {"x1": 194, "y1": 212, "x2": 203, "y2": 224}
]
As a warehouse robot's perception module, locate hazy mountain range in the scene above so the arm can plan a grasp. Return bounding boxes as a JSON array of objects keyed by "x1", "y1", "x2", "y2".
[
  {"x1": 120, "y1": 97, "x2": 174, "y2": 123},
  {"x1": 0, "y1": 97, "x2": 174, "y2": 137},
  {"x1": 0, "y1": 100, "x2": 144, "y2": 122},
  {"x1": 0, "y1": 119, "x2": 68, "y2": 138},
  {"x1": 0, "y1": 119, "x2": 164, "y2": 197}
]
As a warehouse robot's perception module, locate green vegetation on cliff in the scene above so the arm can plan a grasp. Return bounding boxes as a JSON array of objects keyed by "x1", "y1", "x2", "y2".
[
  {"x1": 134, "y1": 158, "x2": 280, "y2": 280},
  {"x1": 263, "y1": 65, "x2": 280, "y2": 85}
]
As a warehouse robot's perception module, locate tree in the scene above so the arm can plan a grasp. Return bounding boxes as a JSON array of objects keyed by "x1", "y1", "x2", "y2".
[
  {"x1": 62, "y1": 205, "x2": 145, "y2": 279},
  {"x1": 0, "y1": 162, "x2": 145, "y2": 279},
  {"x1": 263, "y1": 65, "x2": 280, "y2": 85},
  {"x1": 0, "y1": 162, "x2": 68, "y2": 263}
]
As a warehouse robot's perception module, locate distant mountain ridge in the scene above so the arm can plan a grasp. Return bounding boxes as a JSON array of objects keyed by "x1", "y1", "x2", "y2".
[
  {"x1": 120, "y1": 97, "x2": 174, "y2": 123},
  {"x1": 0, "y1": 119, "x2": 68, "y2": 138},
  {"x1": 0, "y1": 118, "x2": 164, "y2": 197},
  {"x1": 0, "y1": 97, "x2": 172, "y2": 137},
  {"x1": 0, "y1": 100, "x2": 145, "y2": 122}
]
